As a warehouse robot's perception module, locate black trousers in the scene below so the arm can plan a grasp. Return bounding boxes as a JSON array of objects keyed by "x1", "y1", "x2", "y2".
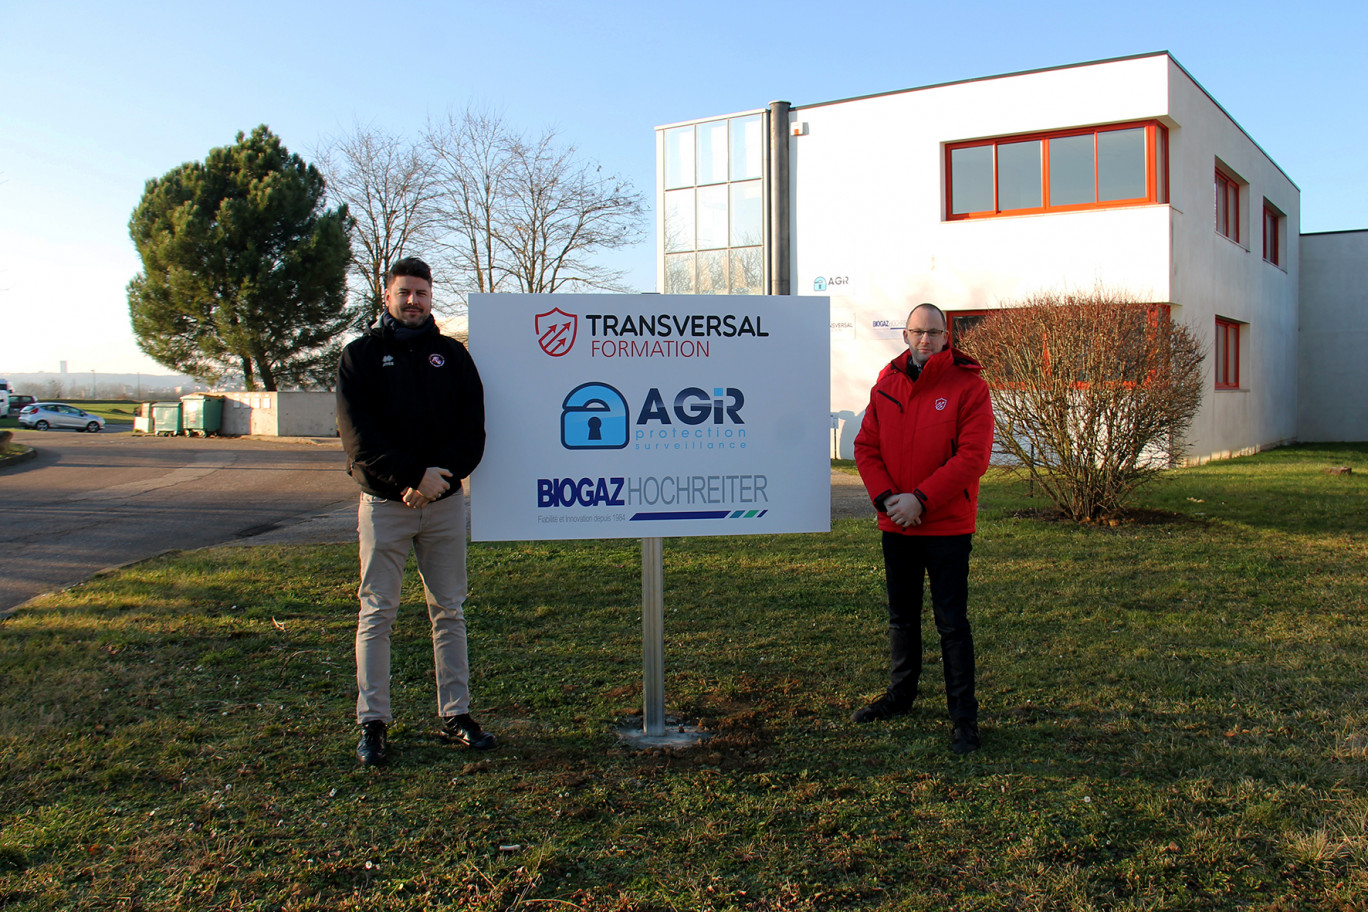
[{"x1": 881, "y1": 531, "x2": 978, "y2": 722}]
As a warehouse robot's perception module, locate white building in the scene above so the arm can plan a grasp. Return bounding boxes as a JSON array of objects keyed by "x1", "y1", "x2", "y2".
[
  {"x1": 654, "y1": 52, "x2": 1349, "y2": 463},
  {"x1": 1299, "y1": 230, "x2": 1368, "y2": 442}
]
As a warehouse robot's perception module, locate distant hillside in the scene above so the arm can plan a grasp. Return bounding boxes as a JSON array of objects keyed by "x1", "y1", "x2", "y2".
[{"x1": 2, "y1": 372, "x2": 210, "y2": 400}]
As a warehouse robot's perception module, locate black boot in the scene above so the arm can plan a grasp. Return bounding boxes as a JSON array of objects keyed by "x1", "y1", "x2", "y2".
[
  {"x1": 888, "y1": 623, "x2": 922, "y2": 705},
  {"x1": 852, "y1": 624, "x2": 920, "y2": 723},
  {"x1": 939, "y1": 626, "x2": 977, "y2": 725}
]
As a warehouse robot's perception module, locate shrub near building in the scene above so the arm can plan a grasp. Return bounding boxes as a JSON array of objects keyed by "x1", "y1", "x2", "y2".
[{"x1": 956, "y1": 288, "x2": 1205, "y2": 522}]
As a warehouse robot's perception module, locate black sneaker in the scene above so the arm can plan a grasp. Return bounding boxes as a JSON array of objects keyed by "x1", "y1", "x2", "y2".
[
  {"x1": 439, "y1": 714, "x2": 496, "y2": 750},
  {"x1": 950, "y1": 721, "x2": 980, "y2": 755},
  {"x1": 851, "y1": 692, "x2": 913, "y2": 724},
  {"x1": 357, "y1": 720, "x2": 388, "y2": 766}
]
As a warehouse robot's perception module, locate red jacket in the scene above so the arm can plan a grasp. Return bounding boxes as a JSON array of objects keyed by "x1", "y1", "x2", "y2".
[{"x1": 854, "y1": 347, "x2": 994, "y2": 536}]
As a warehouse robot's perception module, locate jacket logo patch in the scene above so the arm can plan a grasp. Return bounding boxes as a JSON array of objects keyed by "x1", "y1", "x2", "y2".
[
  {"x1": 935, "y1": 397, "x2": 948, "y2": 411},
  {"x1": 382, "y1": 355, "x2": 394, "y2": 367},
  {"x1": 429, "y1": 353, "x2": 446, "y2": 368}
]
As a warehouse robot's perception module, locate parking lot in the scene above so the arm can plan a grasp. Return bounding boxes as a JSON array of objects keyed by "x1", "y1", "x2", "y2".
[{"x1": 0, "y1": 429, "x2": 359, "y2": 613}]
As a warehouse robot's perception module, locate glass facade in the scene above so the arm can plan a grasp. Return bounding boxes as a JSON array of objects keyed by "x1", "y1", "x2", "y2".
[{"x1": 660, "y1": 113, "x2": 766, "y2": 294}]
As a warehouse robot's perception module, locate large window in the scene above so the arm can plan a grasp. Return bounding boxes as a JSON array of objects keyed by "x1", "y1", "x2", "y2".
[
  {"x1": 1214, "y1": 318, "x2": 1242, "y2": 389},
  {"x1": 661, "y1": 113, "x2": 765, "y2": 294},
  {"x1": 946, "y1": 310, "x2": 989, "y2": 345},
  {"x1": 1262, "y1": 200, "x2": 1284, "y2": 266},
  {"x1": 946, "y1": 121, "x2": 1168, "y2": 219},
  {"x1": 1215, "y1": 168, "x2": 1241, "y2": 243}
]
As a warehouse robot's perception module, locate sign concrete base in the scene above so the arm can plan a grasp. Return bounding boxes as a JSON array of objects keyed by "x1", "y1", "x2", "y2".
[{"x1": 617, "y1": 722, "x2": 711, "y2": 750}]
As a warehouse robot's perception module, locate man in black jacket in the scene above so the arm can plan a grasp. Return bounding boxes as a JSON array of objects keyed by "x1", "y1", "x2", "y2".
[{"x1": 337, "y1": 257, "x2": 492, "y2": 767}]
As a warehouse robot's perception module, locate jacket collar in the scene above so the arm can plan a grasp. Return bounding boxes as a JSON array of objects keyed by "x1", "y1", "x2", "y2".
[
  {"x1": 890, "y1": 346, "x2": 983, "y2": 381},
  {"x1": 376, "y1": 312, "x2": 438, "y2": 342}
]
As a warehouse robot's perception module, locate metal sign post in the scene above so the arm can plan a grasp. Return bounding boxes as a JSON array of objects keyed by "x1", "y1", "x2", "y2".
[
  {"x1": 618, "y1": 537, "x2": 708, "y2": 749},
  {"x1": 641, "y1": 536, "x2": 665, "y2": 736}
]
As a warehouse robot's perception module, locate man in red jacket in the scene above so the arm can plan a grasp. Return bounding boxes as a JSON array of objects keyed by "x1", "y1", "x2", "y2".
[{"x1": 852, "y1": 303, "x2": 994, "y2": 754}]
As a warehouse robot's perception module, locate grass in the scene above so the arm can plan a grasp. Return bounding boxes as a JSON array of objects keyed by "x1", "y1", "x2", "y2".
[{"x1": 1, "y1": 445, "x2": 1365, "y2": 910}]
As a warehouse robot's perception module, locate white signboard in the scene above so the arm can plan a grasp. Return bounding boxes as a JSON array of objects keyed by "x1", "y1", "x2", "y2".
[{"x1": 468, "y1": 294, "x2": 831, "y2": 541}]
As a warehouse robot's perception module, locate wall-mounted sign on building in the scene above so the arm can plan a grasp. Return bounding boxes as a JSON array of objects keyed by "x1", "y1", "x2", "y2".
[
  {"x1": 865, "y1": 314, "x2": 909, "y2": 340},
  {"x1": 829, "y1": 309, "x2": 856, "y2": 341},
  {"x1": 813, "y1": 275, "x2": 852, "y2": 293},
  {"x1": 469, "y1": 293, "x2": 831, "y2": 542}
]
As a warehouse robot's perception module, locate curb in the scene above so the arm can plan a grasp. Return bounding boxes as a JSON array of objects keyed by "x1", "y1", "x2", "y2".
[
  {"x1": 0, "y1": 447, "x2": 37, "y2": 470},
  {"x1": 0, "y1": 548, "x2": 181, "y2": 621}
]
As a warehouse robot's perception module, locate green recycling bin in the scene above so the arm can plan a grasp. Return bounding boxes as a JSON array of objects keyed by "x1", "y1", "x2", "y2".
[
  {"x1": 181, "y1": 395, "x2": 223, "y2": 437},
  {"x1": 152, "y1": 401, "x2": 182, "y2": 436}
]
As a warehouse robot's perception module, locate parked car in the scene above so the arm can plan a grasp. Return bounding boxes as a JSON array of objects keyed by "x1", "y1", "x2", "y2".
[
  {"x1": 7, "y1": 394, "x2": 35, "y2": 417},
  {"x1": 18, "y1": 402, "x2": 106, "y2": 432}
]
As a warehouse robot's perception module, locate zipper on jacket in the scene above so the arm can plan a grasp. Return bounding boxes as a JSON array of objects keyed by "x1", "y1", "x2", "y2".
[{"x1": 877, "y1": 389, "x2": 904, "y2": 412}]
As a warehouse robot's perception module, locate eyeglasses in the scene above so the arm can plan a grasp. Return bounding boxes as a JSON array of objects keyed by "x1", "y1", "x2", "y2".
[{"x1": 905, "y1": 329, "x2": 946, "y2": 339}]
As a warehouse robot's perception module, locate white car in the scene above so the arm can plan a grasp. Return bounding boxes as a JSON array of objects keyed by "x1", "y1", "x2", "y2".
[{"x1": 17, "y1": 402, "x2": 106, "y2": 432}]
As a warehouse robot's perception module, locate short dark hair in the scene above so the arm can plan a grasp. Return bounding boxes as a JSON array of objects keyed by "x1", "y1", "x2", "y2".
[
  {"x1": 385, "y1": 256, "x2": 432, "y2": 287},
  {"x1": 906, "y1": 302, "x2": 946, "y2": 326}
]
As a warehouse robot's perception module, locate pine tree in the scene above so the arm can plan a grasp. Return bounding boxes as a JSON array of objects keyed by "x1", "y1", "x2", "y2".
[{"x1": 128, "y1": 126, "x2": 353, "y2": 390}]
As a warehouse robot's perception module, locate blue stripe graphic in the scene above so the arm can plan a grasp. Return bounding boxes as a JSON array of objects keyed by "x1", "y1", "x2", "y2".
[{"x1": 628, "y1": 509, "x2": 769, "y2": 522}]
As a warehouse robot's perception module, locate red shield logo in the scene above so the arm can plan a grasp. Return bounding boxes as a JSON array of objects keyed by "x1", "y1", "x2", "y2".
[{"x1": 535, "y1": 308, "x2": 577, "y2": 357}]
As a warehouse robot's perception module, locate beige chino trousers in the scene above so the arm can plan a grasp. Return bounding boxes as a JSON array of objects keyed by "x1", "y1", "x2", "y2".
[{"x1": 355, "y1": 491, "x2": 471, "y2": 723}]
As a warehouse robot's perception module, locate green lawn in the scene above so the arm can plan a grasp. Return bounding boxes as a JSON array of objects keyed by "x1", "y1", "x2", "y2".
[{"x1": 1, "y1": 445, "x2": 1364, "y2": 911}]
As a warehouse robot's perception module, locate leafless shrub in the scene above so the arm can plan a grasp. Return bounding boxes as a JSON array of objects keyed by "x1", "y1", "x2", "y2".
[{"x1": 956, "y1": 288, "x2": 1205, "y2": 522}]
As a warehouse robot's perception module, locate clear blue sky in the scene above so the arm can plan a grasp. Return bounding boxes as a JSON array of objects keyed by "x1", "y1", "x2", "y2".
[{"x1": 2, "y1": 0, "x2": 1363, "y2": 375}]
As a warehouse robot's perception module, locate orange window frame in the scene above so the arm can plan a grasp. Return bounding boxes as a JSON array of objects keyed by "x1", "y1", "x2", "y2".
[
  {"x1": 946, "y1": 121, "x2": 1169, "y2": 220},
  {"x1": 946, "y1": 310, "x2": 992, "y2": 346},
  {"x1": 1262, "y1": 203, "x2": 1282, "y2": 265},
  {"x1": 1214, "y1": 318, "x2": 1241, "y2": 389},
  {"x1": 1215, "y1": 169, "x2": 1240, "y2": 243}
]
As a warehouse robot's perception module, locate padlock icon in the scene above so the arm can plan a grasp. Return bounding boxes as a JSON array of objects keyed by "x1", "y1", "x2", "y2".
[
  {"x1": 561, "y1": 382, "x2": 629, "y2": 449},
  {"x1": 813, "y1": 276, "x2": 828, "y2": 291}
]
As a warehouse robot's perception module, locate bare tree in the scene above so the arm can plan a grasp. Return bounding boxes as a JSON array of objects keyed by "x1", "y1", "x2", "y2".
[
  {"x1": 499, "y1": 129, "x2": 646, "y2": 293},
  {"x1": 426, "y1": 109, "x2": 517, "y2": 299},
  {"x1": 426, "y1": 109, "x2": 646, "y2": 304},
  {"x1": 315, "y1": 124, "x2": 438, "y2": 329},
  {"x1": 956, "y1": 287, "x2": 1206, "y2": 522}
]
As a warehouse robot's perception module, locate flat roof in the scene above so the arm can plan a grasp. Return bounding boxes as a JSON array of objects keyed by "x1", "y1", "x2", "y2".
[{"x1": 658, "y1": 51, "x2": 1297, "y2": 191}]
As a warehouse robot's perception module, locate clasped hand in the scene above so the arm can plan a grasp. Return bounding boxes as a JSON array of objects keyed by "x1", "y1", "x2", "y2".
[
  {"x1": 402, "y1": 467, "x2": 453, "y2": 509},
  {"x1": 884, "y1": 492, "x2": 923, "y2": 528}
]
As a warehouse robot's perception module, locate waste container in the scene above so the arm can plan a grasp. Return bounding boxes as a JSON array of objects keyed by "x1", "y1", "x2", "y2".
[
  {"x1": 132, "y1": 402, "x2": 156, "y2": 434},
  {"x1": 181, "y1": 395, "x2": 223, "y2": 437},
  {"x1": 152, "y1": 401, "x2": 182, "y2": 436}
]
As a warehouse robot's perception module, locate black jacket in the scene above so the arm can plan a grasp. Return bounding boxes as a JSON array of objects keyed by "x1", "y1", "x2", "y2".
[{"x1": 336, "y1": 320, "x2": 485, "y2": 500}]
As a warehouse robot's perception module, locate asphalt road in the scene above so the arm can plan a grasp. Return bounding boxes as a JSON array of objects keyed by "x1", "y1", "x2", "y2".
[
  {"x1": 0, "y1": 425, "x2": 360, "y2": 613},
  {"x1": 0, "y1": 425, "x2": 870, "y2": 615}
]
